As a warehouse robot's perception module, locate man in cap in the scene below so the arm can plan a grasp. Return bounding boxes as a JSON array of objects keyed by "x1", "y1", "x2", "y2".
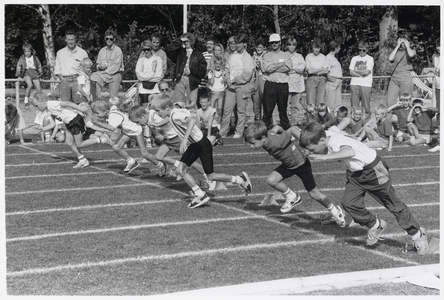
[{"x1": 261, "y1": 33, "x2": 293, "y2": 130}]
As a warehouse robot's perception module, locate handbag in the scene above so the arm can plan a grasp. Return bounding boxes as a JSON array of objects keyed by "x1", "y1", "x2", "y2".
[{"x1": 141, "y1": 81, "x2": 157, "y2": 89}]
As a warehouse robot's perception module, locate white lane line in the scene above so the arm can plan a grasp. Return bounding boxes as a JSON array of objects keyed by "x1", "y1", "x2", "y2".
[
  {"x1": 5, "y1": 165, "x2": 439, "y2": 180},
  {"x1": 6, "y1": 216, "x2": 261, "y2": 242},
  {"x1": 5, "y1": 152, "x2": 439, "y2": 167},
  {"x1": 6, "y1": 183, "x2": 155, "y2": 195},
  {"x1": 6, "y1": 201, "x2": 439, "y2": 241},
  {"x1": 2, "y1": 143, "x2": 416, "y2": 156},
  {"x1": 7, "y1": 230, "x2": 439, "y2": 277}
]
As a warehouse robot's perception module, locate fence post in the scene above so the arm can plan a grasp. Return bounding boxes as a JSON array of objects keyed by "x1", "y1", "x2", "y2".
[{"x1": 15, "y1": 79, "x2": 20, "y2": 108}]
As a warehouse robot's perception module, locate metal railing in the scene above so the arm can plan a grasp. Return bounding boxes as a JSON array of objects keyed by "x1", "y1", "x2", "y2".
[{"x1": 5, "y1": 74, "x2": 436, "y2": 108}]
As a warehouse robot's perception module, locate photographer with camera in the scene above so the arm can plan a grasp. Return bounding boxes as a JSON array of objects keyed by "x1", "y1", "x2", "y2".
[{"x1": 386, "y1": 29, "x2": 416, "y2": 107}]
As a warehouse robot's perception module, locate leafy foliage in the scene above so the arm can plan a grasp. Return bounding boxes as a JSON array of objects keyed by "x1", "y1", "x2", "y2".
[{"x1": 4, "y1": 4, "x2": 440, "y2": 80}]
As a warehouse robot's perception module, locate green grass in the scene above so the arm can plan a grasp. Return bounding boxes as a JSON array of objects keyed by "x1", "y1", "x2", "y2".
[{"x1": 5, "y1": 137, "x2": 440, "y2": 295}]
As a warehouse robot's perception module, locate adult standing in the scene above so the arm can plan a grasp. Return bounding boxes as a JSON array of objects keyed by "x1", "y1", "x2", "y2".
[
  {"x1": 261, "y1": 33, "x2": 293, "y2": 130},
  {"x1": 54, "y1": 31, "x2": 89, "y2": 103},
  {"x1": 91, "y1": 29, "x2": 124, "y2": 100},
  {"x1": 151, "y1": 33, "x2": 168, "y2": 79},
  {"x1": 324, "y1": 40, "x2": 343, "y2": 112},
  {"x1": 135, "y1": 40, "x2": 163, "y2": 108},
  {"x1": 252, "y1": 38, "x2": 267, "y2": 122},
  {"x1": 305, "y1": 39, "x2": 328, "y2": 106},
  {"x1": 432, "y1": 38, "x2": 440, "y2": 110},
  {"x1": 220, "y1": 34, "x2": 255, "y2": 138},
  {"x1": 286, "y1": 37, "x2": 306, "y2": 126},
  {"x1": 386, "y1": 31, "x2": 416, "y2": 107},
  {"x1": 166, "y1": 32, "x2": 207, "y2": 107},
  {"x1": 349, "y1": 41, "x2": 374, "y2": 117},
  {"x1": 202, "y1": 38, "x2": 215, "y2": 65}
]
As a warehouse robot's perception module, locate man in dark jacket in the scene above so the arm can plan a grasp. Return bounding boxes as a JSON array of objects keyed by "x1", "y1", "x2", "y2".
[{"x1": 167, "y1": 32, "x2": 207, "y2": 107}]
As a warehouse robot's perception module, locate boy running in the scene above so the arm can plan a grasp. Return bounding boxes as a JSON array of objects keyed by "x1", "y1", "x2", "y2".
[
  {"x1": 129, "y1": 94, "x2": 252, "y2": 209},
  {"x1": 299, "y1": 121, "x2": 429, "y2": 254},
  {"x1": 243, "y1": 121, "x2": 346, "y2": 226}
]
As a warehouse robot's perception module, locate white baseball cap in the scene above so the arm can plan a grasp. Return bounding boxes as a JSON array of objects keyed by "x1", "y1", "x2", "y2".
[{"x1": 269, "y1": 33, "x2": 281, "y2": 42}]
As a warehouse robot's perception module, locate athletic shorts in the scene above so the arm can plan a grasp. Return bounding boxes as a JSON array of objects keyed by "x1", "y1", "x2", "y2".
[
  {"x1": 24, "y1": 69, "x2": 40, "y2": 80},
  {"x1": 274, "y1": 158, "x2": 317, "y2": 192},
  {"x1": 180, "y1": 136, "x2": 214, "y2": 174},
  {"x1": 66, "y1": 114, "x2": 86, "y2": 136},
  {"x1": 164, "y1": 135, "x2": 181, "y2": 152}
]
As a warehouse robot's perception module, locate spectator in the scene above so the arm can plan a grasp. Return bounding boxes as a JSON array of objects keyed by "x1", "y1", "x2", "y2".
[
  {"x1": 324, "y1": 40, "x2": 343, "y2": 113},
  {"x1": 252, "y1": 38, "x2": 267, "y2": 122},
  {"x1": 432, "y1": 38, "x2": 440, "y2": 110},
  {"x1": 286, "y1": 37, "x2": 306, "y2": 126},
  {"x1": 305, "y1": 39, "x2": 328, "y2": 106},
  {"x1": 90, "y1": 29, "x2": 124, "y2": 100},
  {"x1": 77, "y1": 58, "x2": 94, "y2": 103},
  {"x1": 54, "y1": 30, "x2": 89, "y2": 103},
  {"x1": 387, "y1": 29, "x2": 416, "y2": 107},
  {"x1": 202, "y1": 38, "x2": 216, "y2": 65},
  {"x1": 349, "y1": 41, "x2": 374, "y2": 118},
  {"x1": 207, "y1": 58, "x2": 226, "y2": 121},
  {"x1": 262, "y1": 33, "x2": 293, "y2": 130},
  {"x1": 224, "y1": 36, "x2": 237, "y2": 62},
  {"x1": 220, "y1": 34, "x2": 255, "y2": 138},
  {"x1": 15, "y1": 43, "x2": 43, "y2": 110},
  {"x1": 151, "y1": 33, "x2": 168, "y2": 79},
  {"x1": 166, "y1": 32, "x2": 207, "y2": 107},
  {"x1": 208, "y1": 43, "x2": 225, "y2": 71},
  {"x1": 135, "y1": 40, "x2": 163, "y2": 109}
]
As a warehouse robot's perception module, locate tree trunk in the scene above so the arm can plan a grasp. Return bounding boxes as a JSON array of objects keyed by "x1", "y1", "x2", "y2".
[
  {"x1": 273, "y1": 5, "x2": 280, "y2": 34},
  {"x1": 376, "y1": 6, "x2": 398, "y2": 76},
  {"x1": 38, "y1": 4, "x2": 57, "y2": 90}
]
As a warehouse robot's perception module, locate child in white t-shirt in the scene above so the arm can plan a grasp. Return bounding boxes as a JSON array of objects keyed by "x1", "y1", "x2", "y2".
[
  {"x1": 29, "y1": 91, "x2": 112, "y2": 168},
  {"x1": 207, "y1": 58, "x2": 226, "y2": 120},
  {"x1": 91, "y1": 97, "x2": 166, "y2": 175},
  {"x1": 299, "y1": 121, "x2": 429, "y2": 255},
  {"x1": 77, "y1": 58, "x2": 93, "y2": 102},
  {"x1": 196, "y1": 92, "x2": 222, "y2": 146}
]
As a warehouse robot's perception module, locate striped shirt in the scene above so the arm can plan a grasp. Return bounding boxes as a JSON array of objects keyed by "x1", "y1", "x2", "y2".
[{"x1": 170, "y1": 108, "x2": 203, "y2": 144}]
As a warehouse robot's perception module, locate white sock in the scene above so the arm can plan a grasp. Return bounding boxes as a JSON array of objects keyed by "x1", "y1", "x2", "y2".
[
  {"x1": 192, "y1": 185, "x2": 205, "y2": 197},
  {"x1": 173, "y1": 160, "x2": 181, "y2": 168},
  {"x1": 231, "y1": 175, "x2": 242, "y2": 185},
  {"x1": 78, "y1": 155, "x2": 86, "y2": 161},
  {"x1": 127, "y1": 157, "x2": 135, "y2": 163},
  {"x1": 371, "y1": 219, "x2": 380, "y2": 230},
  {"x1": 328, "y1": 204, "x2": 339, "y2": 216},
  {"x1": 411, "y1": 230, "x2": 421, "y2": 241},
  {"x1": 156, "y1": 162, "x2": 164, "y2": 169},
  {"x1": 283, "y1": 188, "x2": 296, "y2": 199},
  {"x1": 24, "y1": 97, "x2": 29, "y2": 103}
]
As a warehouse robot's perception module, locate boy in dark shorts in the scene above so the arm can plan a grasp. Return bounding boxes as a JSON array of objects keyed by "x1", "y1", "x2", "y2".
[
  {"x1": 299, "y1": 121, "x2": 429, "y2": 254},
  {"x1": 129, "y1": 94, "x2": 252, "y2": 209},
  {"x1": 407, "y1": 99, "x2": 439, "y2": 146},
  {"x1": 29, "y1": 91, "x2": 113, "y2": 168},
  {"x1": 243, "y1": 121, "x2": 346, "y2": 225}
]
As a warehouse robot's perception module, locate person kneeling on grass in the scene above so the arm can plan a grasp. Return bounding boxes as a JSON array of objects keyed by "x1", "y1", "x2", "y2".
[
  {"x1": 129, "y1": 94, "x2": 252, "y2": 209},
  {"x1": 299, "y1": 121, "x2": 429, "y2": 254},
  {"x1": 29, "y1": 91, "x2": 113, "y2": 168},
  {"x1": 243, "y1": 121, "x2": 346, "y2": 225}
]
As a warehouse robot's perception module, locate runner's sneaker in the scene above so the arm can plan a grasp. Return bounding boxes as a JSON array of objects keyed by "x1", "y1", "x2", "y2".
[
  {"x1": 123, "y1": 160, "x2": 140, "y2": 174},
  {"x1": 100, "y1": 133, "x2": 113, "y2": 145},
  {"x1": 331, "y1": 205, "x2": 347, "y2": 227},
  {"x1": 188, "y1": 192, "x2": 210, "y2": 209},
  {"x1": 157, "y1": 162, "x2": 168, "y2": 177},
  {"x1": 73, "y1": 159, "x2": 89, "y2": 169},
  {"x1": 207, "y1": 180, "x2": 217, "y2": 191},
  {"x1": 413, "y1": 228, "x2": 429, "y2": 255},
  {"x1": 239, "y1": 171, "x2": 252, "y2": 194},
  {"x1": 280, "y1": 194, "x2": 302, "y2": 213},
  {"x1": 366, "y1": 218, "x2": 387, "y2": 246}
]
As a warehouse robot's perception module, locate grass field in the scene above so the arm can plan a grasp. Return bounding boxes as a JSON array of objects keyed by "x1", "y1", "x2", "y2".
[{"x1": 4, "y1": 135, "x2": 440, "y2": 296}]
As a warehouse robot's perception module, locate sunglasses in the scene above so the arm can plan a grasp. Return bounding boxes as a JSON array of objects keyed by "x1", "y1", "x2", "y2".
[
  {"x1": 270, "y1": 41, "x2": 280, "y2": 44},
  {"x1": 105, "y1": 37, "x2": 114, "y2": 41},
  {"x1": 142, "y1": 48, "x2": 151, "y2": 52},
  {"x1": 160, "y1": 88, "x2": 170, "y2": 92},
  {"x1": 181, "y1": 40, "x2": 190, "y2": 43},
  {"x1": 359, "y1": 48, "x2": 367, "y2": 52}
]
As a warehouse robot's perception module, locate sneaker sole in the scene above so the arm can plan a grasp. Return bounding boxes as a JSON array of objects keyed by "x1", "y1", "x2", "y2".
[
  {"x1": 73, "y1": 163, "x2": 89, "y2": 169},
  {"x1": 240, "y1": 171, "x2": 252, "y2": 194},
  {"x1": 366, "y1": 220, "x2": 387, "y2": 246},
  {"x1": 123, "y1": 163, "x2": 140, "y2": 174},
  {"x1": 280, "y1": 196, "x2": 302, "y2": 213},
  {"x1": 188, "y1": 195, "x2": 210, "y2": 209}
]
